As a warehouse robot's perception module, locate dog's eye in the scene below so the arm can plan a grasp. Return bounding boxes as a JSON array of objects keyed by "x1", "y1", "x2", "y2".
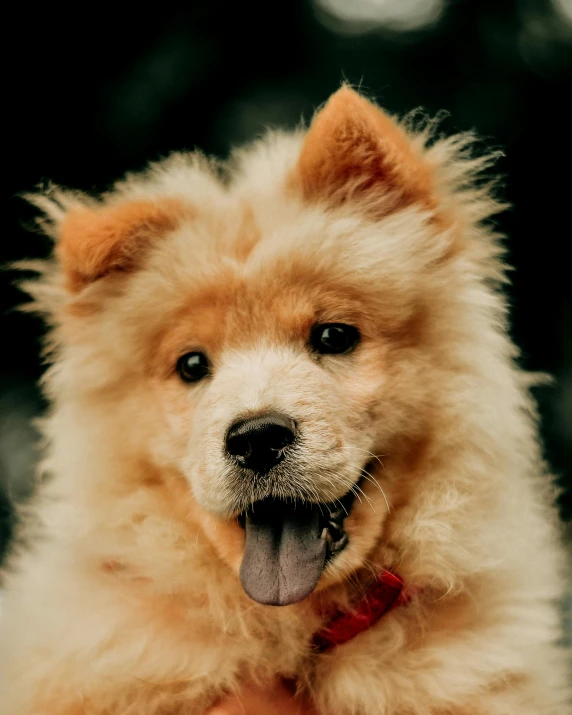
[
  {"x1": 176, "y1": 352, "x2": 210, "y2": 383},
  {"x1": 310, "y1": 323, "x2": 360, "y2": 355}
]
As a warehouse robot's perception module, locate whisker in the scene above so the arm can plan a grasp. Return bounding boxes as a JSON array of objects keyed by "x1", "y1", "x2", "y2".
[
  {"x1": 360, "y1": 468, "x2": 391, "y2": 514},
  {"x1": 325, "y1": 470, "x2": 378, "y2": 514},
  {"x1": 349, "y1": 446, "x2": 388, "y2": 470},
  {"x1": 353, "y1": 483, "x2": 375, "y2": 511}
]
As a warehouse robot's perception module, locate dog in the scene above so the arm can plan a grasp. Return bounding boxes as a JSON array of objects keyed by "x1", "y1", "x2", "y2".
[{"x1": 0, "y1": 87, "x2": 569, "y2": 714}]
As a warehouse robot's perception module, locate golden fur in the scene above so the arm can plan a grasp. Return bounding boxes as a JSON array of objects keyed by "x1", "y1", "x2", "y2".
[{"x1": 0, "y1": 88, "x2": 569, "y2": 714}]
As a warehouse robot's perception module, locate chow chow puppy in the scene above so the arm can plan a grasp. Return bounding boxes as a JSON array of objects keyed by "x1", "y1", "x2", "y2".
[{"x1": 0, "y1": 87, "x2": 569, "y2": 714}]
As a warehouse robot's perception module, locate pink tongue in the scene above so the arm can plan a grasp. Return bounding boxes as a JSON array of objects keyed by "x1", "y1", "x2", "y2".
[{"x1": 240, "y1": 501, "x2": 327, "y2": 606}]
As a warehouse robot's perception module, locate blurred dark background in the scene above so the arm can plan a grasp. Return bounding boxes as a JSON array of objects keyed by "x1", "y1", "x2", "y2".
[{"x1": 1, "y1": 0, "x2": 571, "y2": 563}]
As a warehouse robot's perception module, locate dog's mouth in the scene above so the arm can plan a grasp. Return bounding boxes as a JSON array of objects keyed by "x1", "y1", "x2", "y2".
[{"x1": 237, "y1": 471, "x2": 363, "y2": 607}]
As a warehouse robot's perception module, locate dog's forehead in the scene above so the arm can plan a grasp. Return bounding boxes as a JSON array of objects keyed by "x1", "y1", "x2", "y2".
[{"x1": 150, "y1": 256, "x2": 369, "y2": 372}]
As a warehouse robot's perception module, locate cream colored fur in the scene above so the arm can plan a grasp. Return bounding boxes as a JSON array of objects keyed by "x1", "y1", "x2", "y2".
[{"x1": 0, "y1": 90, "x2": 569, "y2": 714}]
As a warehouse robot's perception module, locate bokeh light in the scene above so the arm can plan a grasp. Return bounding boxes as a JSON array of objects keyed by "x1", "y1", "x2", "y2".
[
  {"x1": 314, "y1": 0, "x2": 446, "y2": 34},
  {"x1": 553, "y1": 0, "x2": 572, "y2": 25}
]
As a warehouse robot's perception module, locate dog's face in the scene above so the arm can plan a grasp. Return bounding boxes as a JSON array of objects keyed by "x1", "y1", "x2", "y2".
[
  {"x1": 156, "y1": 259, "x2": 396, "y2": 605},
  {"x1": 40, "y1": 89, "x2": 459, "y2": 605}
]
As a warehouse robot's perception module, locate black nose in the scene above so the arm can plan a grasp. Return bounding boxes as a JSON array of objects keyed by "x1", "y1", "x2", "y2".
[{"x1": 225, "y1": 412, "x2": 297, "y2": 473}]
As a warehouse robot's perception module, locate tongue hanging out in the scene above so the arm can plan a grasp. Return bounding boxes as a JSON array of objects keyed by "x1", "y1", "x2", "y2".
[{"x1": 239, "y1": 500, "x2": 328, "y2": 606}]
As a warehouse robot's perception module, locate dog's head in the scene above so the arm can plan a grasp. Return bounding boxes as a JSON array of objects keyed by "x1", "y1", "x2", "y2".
[{"x1": 27, "y1": 89, "x2": 500, "y2": 606}]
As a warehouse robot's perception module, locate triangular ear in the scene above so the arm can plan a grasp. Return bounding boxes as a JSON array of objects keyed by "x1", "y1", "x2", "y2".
[
  {"x1": 296, "y1": 87, "x2": 436, "y2": 215},
  {"x1": 57, "y1": 197, "x2": 188, "y2": 292}
]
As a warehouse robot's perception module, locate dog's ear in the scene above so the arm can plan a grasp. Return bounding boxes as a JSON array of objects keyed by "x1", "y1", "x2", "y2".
[
  {"x1": 296, "y1": 87, "x2": 435, "y2": 215},
  {"x1": 57, "y1": 198, "x2": 186, "y2": 292}
]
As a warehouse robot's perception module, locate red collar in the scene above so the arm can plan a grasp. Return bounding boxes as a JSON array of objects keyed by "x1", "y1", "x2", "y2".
[{"x1": 312, "y1": 570, "x2": 408, "y2": 652}]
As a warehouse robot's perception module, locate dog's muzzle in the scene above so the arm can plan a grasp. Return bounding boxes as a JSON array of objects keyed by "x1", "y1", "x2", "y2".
[{"x1": 224, "y1": 411, "x2": 362, "y2": 607}]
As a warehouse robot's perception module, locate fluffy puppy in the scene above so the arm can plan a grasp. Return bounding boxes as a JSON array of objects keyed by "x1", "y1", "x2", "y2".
[{"x1": 0, "y1": 87, "x2": 569, "y2": 714}]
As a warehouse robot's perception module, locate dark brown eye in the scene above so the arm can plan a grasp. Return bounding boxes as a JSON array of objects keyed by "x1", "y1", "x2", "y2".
[
  {"x1": 176, "y1": 352, "x2": 210, "y2": 383},
  {"x1": 310, "y1": 323, "x2": 360, "y2": 355}
]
